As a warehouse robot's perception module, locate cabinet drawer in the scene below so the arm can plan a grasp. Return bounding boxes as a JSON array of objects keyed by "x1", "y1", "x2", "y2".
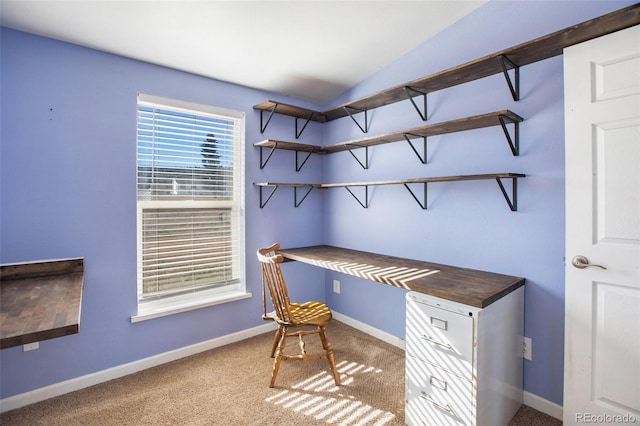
[
  {"x1": 406, "y1": 357, "x2": 474, "y2": 426},
  {"x1": 406, "y1": 295, "x2": 474, "y2": 378}
]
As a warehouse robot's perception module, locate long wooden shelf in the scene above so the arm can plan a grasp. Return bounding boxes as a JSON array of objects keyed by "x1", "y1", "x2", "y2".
[
  {"x1": 277, "y1": 245, "x2": 525, "y2": 308},
  {"x1": 254, "y1": 110, "x2": 523, "y2": 169},
  {"x1": 254, "y1": 4, "x2": 640, "y2": 130},
  {"x1": 254, "y1": 172, "x2": 524, "y2": 210}
]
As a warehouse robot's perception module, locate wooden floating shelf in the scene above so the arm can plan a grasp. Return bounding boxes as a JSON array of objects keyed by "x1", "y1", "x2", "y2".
[
  {"x1": 254, "y1": 4, "x2": 640, "y2": 132},
  {"x1": 254, "y1": 172, "x2": 525, "y2": 210},
  {"x1": 255, "y1": 110, "x2": 523, "y2": 170},
  {"x1": 1, "y1": 258, "x2": 84, "y2": 349}
]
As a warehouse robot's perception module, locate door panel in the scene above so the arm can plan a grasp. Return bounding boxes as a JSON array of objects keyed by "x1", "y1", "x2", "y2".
[{"x1": 564, "y1": 24, "x2": 640, "y2": 425}]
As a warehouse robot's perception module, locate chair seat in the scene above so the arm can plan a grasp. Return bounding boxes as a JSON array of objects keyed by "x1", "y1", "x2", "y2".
[{"x1": 264, "y1": 300, "x2": 332, "y2": 326}]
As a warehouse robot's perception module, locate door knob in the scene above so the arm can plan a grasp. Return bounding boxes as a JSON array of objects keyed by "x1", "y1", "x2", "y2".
[{"x1": 571, "y1": 255, "x2": 607, "y2": 270}]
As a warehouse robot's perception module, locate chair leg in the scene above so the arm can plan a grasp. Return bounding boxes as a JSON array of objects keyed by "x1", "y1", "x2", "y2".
[
  {"x1": 270, "y1": 325, "x2": 284, "y2": 358},
  {"x1": 270, "y1": 326, "x2": 287, "y2": 387},
  {"x1": 318, "y1": 326, "x2": 340, "y2": 386}
]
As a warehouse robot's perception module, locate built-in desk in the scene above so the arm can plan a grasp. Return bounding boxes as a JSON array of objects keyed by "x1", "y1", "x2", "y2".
[
  {"x1": 0, "y1": 258, "x2": 84, "y2": 349},
  {"x1": 278, "y1": 245, "x2": 526, "y2": 425},
  {"x1": 277, "y1": 245, "x2": 524, "y2": 308}
]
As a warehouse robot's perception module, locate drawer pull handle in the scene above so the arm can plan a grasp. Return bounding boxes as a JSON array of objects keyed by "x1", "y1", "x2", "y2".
[
  {"x1": 420, "y1": 392, "x2": 455, "y2": 416},
  {"x1": 421, "y1": 335, "x2": 453, "y2": 350}
]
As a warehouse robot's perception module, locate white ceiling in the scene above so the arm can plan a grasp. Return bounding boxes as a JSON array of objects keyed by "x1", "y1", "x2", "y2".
[{"x1": 0, "y1": 1, "x2": 485, "y2": 105}]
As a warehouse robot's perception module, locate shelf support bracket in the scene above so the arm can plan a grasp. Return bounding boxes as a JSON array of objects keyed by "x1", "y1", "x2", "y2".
[
  {"x1": 294, "y1": 186, "x2": 314, "y2": 207},
  {"x1": 347, "y1": 145, "x2": 369, "y2": 169},
  {"x1": 258, "y1": 185, "x2": 279, "y2": 208},
  {"x1": 403, "y1": 133, "x2": 428, "y2": 164},
  {"x1": 295, "y1": 113, "x2": 313, "y2": 139},
  {"x1": 404, "y1": 86, "x2": 428, "y2": 121},
  {"x1": 259, "y1": 103, "x2": 278, "y2": 134},
  {"x1": 499, "y1": 55, "x2": 520, "y2": 101},
  {"x1": 344, "y1": 186, "x2": 369, "y2": 208},
  {"x1": 259, "y1": 144, "x2": 278, "y2": 169},
  {"x1": 343, "y1": 106, "x2": 368, "y2": 133},
  {"x1": 495, "y1": 177, "x2": 519, "y2": 211},
  {"x1": 403, "y1": 183, "x2": 428, "y2": 210},
  {"x1": 295, "y1": 150, "x2": 314, "y2": 172},
  {"x1": 498, "y1": 115, "x2": 520, "y2": 156}
]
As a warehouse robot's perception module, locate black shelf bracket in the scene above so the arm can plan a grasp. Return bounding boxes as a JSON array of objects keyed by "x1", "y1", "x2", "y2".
[
  {"x1": 403, "y1": 182, "x2": 428, "y2": 210},
  {"x1": 404, "y1": 86, "x2": 428, "y2": 121},
  {"x1": 295, "y1": 149, "x2": 315, "y2": 172},
  {"x1": 499, "y1": 55, "x2": 520, "y2": 101},
  {"x1": 347, "y1": 145, "x2": 369, "y2": 169},
  {"x1": 498, "y1": 114, "x2": 520, "y2": 156},
  {"x1": 259, "y1": 144, "x2": 278, "y2": 169},
  {"x1": 403, "y1": 133, "x2": 428, "y2": 164},
  {"x1": 294, "y1": 186, "x2": 314, "y2": 207},
  {"x1": 495, "y1": 176, "x2": 520, "y2": 211},
  {"x1": 344, "y1": 186, "x2": 369, "y2": 208},
  {"x1": 295, "y1": 113, "x2": 313, "y2": 139},
  {"x1": 259, "y1": 103, "x2": 278, "y2": 134},
  {"x1": 258, "y1": 185, "x2": 315, "y2": 208},
  {"x1": 258, "y1": 185, "x2": 278, "y2": 208},
  {"x1": 343, "y1": 106, "x2": 368, "y2": 133}
]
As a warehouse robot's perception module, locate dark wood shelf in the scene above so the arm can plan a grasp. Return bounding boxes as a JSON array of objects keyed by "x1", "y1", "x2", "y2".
[
  {"x1": 319, "y1": 172, "x2": 525, "y2": 188},
  {"x1": 277, "y1": 245, "x2": 525, "y2": 308},
  {"x1": 254, "y1": 4, "x2": 640, "y2": 126},
  {"x1": 1, "y1": 258, "x2": 84, "y2": 349},
  {"x1": 254, "y1": 172, "x2": 525, "y2": 210},
  {"x1": 254, "y1": 110, "x2": 523, "y2": 170}
]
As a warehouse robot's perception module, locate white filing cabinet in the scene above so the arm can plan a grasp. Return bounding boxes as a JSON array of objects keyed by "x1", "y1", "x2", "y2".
[{"x1": 405, "y1": 287, "x2": 524, "y2": 425}]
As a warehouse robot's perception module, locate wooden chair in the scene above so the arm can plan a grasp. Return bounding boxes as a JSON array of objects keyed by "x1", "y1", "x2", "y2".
[{"x1": 257, "y1": 242, "x2": 340, "y2": 388}]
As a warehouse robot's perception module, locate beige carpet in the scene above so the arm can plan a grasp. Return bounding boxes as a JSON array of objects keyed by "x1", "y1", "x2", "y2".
[{"x1": 1, "y1": 321, "x2": 561, "y2": 425}]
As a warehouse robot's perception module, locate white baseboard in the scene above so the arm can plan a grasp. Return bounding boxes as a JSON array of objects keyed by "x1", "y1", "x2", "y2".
[
  {"x1": 0, "y1": 322, "x2": 277, "y2": 414},
  {"x1": 332, "y1": 311, "x2": 405, "y2": 350},
  {"x1": 1, "y1": 316, "x2": 562, "y2": 422},
  {"x1": 523, "y1": 390, "x2": 563, "y2": 420}
]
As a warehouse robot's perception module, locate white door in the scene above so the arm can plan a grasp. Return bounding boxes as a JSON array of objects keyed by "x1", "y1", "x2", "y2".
[{"x1": 564, "y1": 25, "x2": 640, "y2": 425}]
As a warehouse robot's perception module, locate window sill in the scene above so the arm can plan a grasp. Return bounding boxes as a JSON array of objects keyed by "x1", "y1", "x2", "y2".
[{"x1": 131, "y1": 290, "x2": 252, "y2": 323}]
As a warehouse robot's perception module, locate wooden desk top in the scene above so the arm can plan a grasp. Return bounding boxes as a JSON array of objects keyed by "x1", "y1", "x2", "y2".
[
  {"x1": 1, "y1": 258, "x2": 84, "y2": 349},
  {"x1": 278, "y1": 245, "x2": 524, "y2": 308}
]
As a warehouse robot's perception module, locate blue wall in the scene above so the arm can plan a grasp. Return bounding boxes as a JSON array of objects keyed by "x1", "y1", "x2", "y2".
[
  {"x1": 0, "y1": 0, "x2": 633, "y2": 407},
  {"x1": 0, "y1": 27, "x2": 326, "y2": 399}
]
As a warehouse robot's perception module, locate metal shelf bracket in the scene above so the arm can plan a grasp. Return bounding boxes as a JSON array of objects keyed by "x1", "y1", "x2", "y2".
[
  {"x1": 499, "y1": 55, "x2": 520, "y2": 101},
  {"x1": 259, "y1": 144, "x2": 278, "y2": 169},
  {"x1": 343, "y1": 106, "x2": 369, "y2": 133},
  {"x1": 258, "y1": 185, "x2": 315, "y2": 208},
  {"x1": 344, "y1": 186, "x2": 369, "y2": 208},
  {"x1": 404, "y1": 86, "x2": 428, "y2": 121},
  {"x1": 498, "y1": 114, "x2": 520, "y2": 156},
  {"x1": 295, "y1": 150, "x2": 315, "y2": 172},
  {"x1": 403, "y1": 182, "x2": 428, "y2": 210},
  {"x1": 495, "y1": 176, "x2": 519, "y2": 211},
  {"x1": 294, "y1": 186, "x2": 314, "y2": 207},
  {"x1": 259, "y1": 103, "x2": 278, "y2": 134},
  {"x1": 258, "y1": 185, "x2": 279, "y2": 208},
  {"x1": 347, "y1": 145, "x2": 369, "y2": 169},
  {"x1": 295, "y1": 113, "x2": 313, "y2": 139},
  {"x1": 403, "y1": 133, "x2": 428, "y2": 164}
]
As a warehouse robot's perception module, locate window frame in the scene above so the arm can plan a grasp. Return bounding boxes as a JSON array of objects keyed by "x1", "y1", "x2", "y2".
[{"x1": 131, "y1": 94, "x2": 249, "y2": 323}]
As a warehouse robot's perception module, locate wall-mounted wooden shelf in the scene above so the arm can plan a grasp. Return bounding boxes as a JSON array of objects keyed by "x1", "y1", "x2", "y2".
[
  {"x1": 254, "y1": 172, "x2": 525, "y2": 210},
  {"x1": 254, "y1": 4, "x2": 640, "y2": 135},
  {"x1": 1, "y1": 258, "x2": 84, "y2": 349},
  {"x1": 254, "y1": 110, "x2": 523, "y2": 170}
]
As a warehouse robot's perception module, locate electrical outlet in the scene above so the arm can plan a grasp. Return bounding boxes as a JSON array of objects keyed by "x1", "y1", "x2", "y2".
[
  {"x1": 23, "y1": 342, "x2": 39, "y2": 352},
  {"x1": 333, "y1": 279, "x2": 340, "y2": 294},
  {"x1": 523, "y1": 337, "x2": 532, "y2": 361}
]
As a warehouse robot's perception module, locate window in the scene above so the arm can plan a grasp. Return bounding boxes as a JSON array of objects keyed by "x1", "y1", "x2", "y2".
[{"x1": 133, "y1": 94, "x2": 247, "y2": 321}]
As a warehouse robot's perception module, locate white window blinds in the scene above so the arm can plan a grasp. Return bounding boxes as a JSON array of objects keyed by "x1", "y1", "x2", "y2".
[{"x1": 136, "y1": 94, "x2": 245, "y2": 302}]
